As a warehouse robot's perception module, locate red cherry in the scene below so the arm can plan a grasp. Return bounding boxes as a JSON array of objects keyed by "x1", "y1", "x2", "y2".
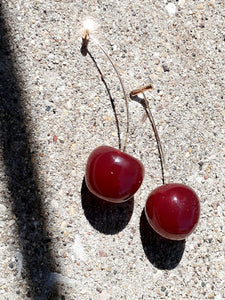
[
  {"x1": 85, "y1": 145, "x2": 145, "y2": 203},
  {"x1": 145, "y1": 183, "x2": 200, "y2": 240}
]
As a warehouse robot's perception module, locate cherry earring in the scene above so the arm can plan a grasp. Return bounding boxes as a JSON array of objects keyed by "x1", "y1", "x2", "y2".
[
  {"x1": 81, "y1": 20, "x2": 145, "y2": 203},
  {"x1": 130, "y1": 87, "x2": 200, "y2": 241}
]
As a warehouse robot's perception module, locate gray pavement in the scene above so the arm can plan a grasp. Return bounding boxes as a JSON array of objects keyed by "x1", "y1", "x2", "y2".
[{"x1": 0, "y1": 0, "x2": 225, "y2": 299}]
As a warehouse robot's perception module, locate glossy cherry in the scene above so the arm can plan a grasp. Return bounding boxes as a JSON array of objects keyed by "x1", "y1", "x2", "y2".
[
  {"x1": 145, "y1": 183, "x2": 200, "y2": 240},
  {"x1": 85, "y1": 145, "x2": 145, "y2": 203}
]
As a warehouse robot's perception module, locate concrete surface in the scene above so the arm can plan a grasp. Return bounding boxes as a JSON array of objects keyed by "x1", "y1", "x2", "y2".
[{"x1": 0, "y1": 0, "x2": 225, "y2": 299}]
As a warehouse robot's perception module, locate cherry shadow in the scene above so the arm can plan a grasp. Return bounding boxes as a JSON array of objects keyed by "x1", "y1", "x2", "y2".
[
  {"x1": 81, "y1": 178, "x2": 134, "y2": 234},
  {"x1": 140, "y1": 209, "x2": 185, "y2": 270}
]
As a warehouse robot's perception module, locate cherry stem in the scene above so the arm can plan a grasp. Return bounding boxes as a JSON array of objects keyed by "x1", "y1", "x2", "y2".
[
  {"x1": 87, "y1": 50, "x2": 122, "y2": 150},
  {"x1": 130, "y1": 90, "x2": 169, "y2": 185},
  {"x1": 88, "y1": 36, "x2": 129, "y2": 153}
]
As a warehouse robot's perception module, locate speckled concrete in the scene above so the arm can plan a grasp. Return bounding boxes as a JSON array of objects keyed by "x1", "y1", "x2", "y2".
[{"x1": 0, "y1": 0, "x2": 225, "y2": 299}]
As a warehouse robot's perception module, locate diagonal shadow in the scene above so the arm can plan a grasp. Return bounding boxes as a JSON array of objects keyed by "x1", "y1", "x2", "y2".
[{"x1": 0, "y1": 8, "x2": 58, "y2": 299}]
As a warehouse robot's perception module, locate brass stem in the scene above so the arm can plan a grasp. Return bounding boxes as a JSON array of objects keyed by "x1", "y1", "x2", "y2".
[
  {"x1": 130, "y1": 88, "x2": 169, "y2": 185},
  {"x1": 88, "y1": 36, "x2": 129, "y2": 153}
]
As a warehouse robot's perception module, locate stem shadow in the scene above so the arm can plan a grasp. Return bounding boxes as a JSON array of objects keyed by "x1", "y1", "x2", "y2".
[
  {"x1": 81, "y1": 178, "x2": 134, "y2": 234},
  {"x1": 86, "y1": 50, "x2": 122, "y2": 150},
  {"x1": 140, "y1": 209, "x2": 185, "y2": 270}
]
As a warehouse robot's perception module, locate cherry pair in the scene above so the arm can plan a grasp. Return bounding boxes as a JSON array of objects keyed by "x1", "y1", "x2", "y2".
[
  {"x1": 85, "y1": 145, "x2": 200, "y2": 241},
  {"x1": 81, "y1": 21, "x2": 200, "y2": 241}
]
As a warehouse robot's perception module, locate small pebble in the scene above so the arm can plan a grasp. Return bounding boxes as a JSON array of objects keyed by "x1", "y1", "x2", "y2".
[
  {"x1": 178, "y1": 0, "x2": 185, "y2": 7},
  {"x1": 64, "y1": 230, "x2": 69, "y2": 237},
  {"x1": 7, "y1": 220, "x2": 15, "y2": 227},
  {"x1": 65, "y1": 100, "x2": 72, "y2": 110},
  {"x1": 69, "y1": 206, "x2": 75, "y2": 215},
  {"x1": 100, "y1": 291, "x2": 110, "y2": 300},
  {"x1": 60, "y1": 221, "x2": 67, "y2": 230},
  {"x1": 200, "y1": 22, "x2": 205, "y2": 28},
  {"x1": 165, "y1": 3, "x2": 176, "y2": 17},
  {"x1": 0, "y1": 203, "x2": 7, "y2": 214},
  {"x1": 198, "y1": 161, "x2": 203, "y2": 170},
  {"x1": 51, "y1": 200, "x2": 59, "y2": 209},
  {"x1": 99, "y1": 250, "x2": 108, "y2": 257},
  {"x1": 96, "y1": 287, "x2": 102, "y2": 293},
  {"x1": 71, "y1": 235, "x2": 87, "y2": 261},
  {"x1": 162, "y1": 64, "x2": 170, "y2": 72},
  {"x1": 106, "y1": 266, "x2": 111, "y2": 272},
  {"x1": 53, "y1": 135, "x2": 58, "y2": 143}
]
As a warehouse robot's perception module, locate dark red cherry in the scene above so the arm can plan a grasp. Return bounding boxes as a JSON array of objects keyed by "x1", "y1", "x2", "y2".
[
  {"x1": 145, "y1": 183, "x2": 200, "y2": 240},
  {"x1": 85, "y1": 145, "x2": 145, "y2": 203}
]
